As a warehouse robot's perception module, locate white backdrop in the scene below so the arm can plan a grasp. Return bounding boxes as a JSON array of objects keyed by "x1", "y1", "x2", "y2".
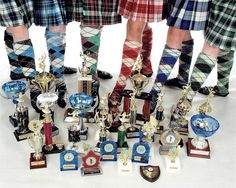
[{"x1": 0, "y1": 20, "x2": 236, "y2": 188}]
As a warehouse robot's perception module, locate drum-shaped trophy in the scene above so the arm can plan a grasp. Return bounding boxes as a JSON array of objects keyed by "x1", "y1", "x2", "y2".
[
  {"x1": 28, "y1": 119, "x2": 47, "y2": 169},
  {"x1": 37, "y1": 93, "x2": 64, "y2": 154},
  {"x1": 1, "y1": 81, "x2": 31, "y2": 141}
]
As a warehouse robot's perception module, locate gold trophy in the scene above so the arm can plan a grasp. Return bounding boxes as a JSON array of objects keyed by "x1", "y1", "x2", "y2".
[
  {"x1": 166, "y1": 146, "x2": 181, "y2": 172},
  {"x1": 141, "y1": 116, "x2": 158, "y2": 143},
  {"x1": 154, "y1": 88, "x2": 165, "y2": 134},
  {"x1": 118, "y1": 148, "x2": 132, "y2": 175}
]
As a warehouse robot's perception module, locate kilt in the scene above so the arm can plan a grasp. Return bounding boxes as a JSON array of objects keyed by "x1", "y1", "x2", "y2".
[
  {"x1": 167, "y1": 0, "x2": 211, "y2": 30},
  {"x1": 34, "y1": 0, "x2": 67, "y2": 27},
  {"x1": 66, "y1": 0, "x2": 121, "y2": 26},
  {"x1": 205, "y1": 1, "x2": 236, "y2": 51},
  {"x1": 0, "y1": 0, "x2": 33, "y2": 28},
  {"x1": 118, "y1": 0, "x2": 168, "y2": 22}
]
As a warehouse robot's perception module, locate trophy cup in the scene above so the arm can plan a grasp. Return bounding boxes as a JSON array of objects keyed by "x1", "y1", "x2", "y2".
[
  {"x1": 122, "y1": 56, "x2": 151, "y2": 123},
  {"x1": 170, "y1": 85, "x2": 192, "y2": 135},
  {"x1": 1, "y1": 81, "x2": 31, "y2": 141},
  {"x1": 140, "y1": 116, "x2": 158, "y2": 143},
  {"x1": 118, "y1": 148, "x2": 132, "y2": 175},
  {"x1": 187, "y1": 88, "x2": 220, "y2": 158},
  {"x1": 28, "y1": 119, "x2": 47, "y2": 169},
  {"x1": 37, "y1": 93, "x2": 64, "y2": 154},
  {"x1": 165, "y1": 146, "x2": 181, "y2": 173},
  {"x1": 117, "y1": 113, "x2": 129, "y2": 153},
  {"x1": 154, "y1": 89, "x2": 165, "y2": 134}
]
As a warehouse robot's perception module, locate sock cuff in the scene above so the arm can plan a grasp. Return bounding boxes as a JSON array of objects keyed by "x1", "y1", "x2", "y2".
[
  {"x1": 143, "y1": 27, "x2": 153, "y2": 35},
  {"x1": 124, "y1": 40, "x2": 142, "y2": 48},
  {"x1": 182, "y1": 39, "x2": 194, "y2": 46},
  {"x1": 164, "y1": 45, "x2": 181, "y2": 57},
  {"x1": 45, "y1": 28, "x2": 66, "y2": 38},
  {"x1": 80, "y1": 25, "x2": 102, "y2": 37},
  {"x1": 4, "y1": 30, "x2": 13, "y2": 41},
  {"x1": 199, "y1": 52, "x2": 217, "y2": 64}
]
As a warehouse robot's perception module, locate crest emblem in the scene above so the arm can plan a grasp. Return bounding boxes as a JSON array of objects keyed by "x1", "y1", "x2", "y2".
[{"x1": 140, "y1": 165, "x2": 161, "y2": 182}]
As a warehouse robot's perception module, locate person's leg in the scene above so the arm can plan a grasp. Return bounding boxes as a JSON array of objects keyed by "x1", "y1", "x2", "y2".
[
  {"x1": 108, "y1": 20, "x2": 146, "y2": 112},
  {"x1": 46, "y1": 25, "x2": 67, "y2": 108}
]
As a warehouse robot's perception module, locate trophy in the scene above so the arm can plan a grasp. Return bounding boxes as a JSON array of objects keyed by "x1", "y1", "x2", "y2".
[
  {"x1": 122, "y1": 56, "x2": 151, "y2": 123},
  {"x1": 187, "y1": 89, "x2": 220, "y2": 158},
  {"x1": 117, "y1": 113, "x2": 129, "y2": 153},
  {"x1": 60, "y1": 150, "x2": 79, "y2": 171},
  {"x1": 37, "y1": 93, "x2": 64, "y2": 154},
  {"x1": 140, "y1": 116, "x2": 158, "y2": 143},
  {"x1": 132, "y1": 142, "x2": 150, "y2": 164},
  {"x1": 1, "y1": 81, "x2": 31, "y2": 141},
  {"x1": 140, "y1": 165, "x2": 161, "y2": 183},
  {"x1": 154, "y1": 89, "x2": 165, "y2": 134},
  {"x1": 118, "y1": 148, "x2": 132, "y2": 175},
  {"x1": 170, "y1": 85, "x2": 192, "y2": 135},
  {"x1": 100, "y1": 141, "x2": 118, "y2": 161},
  {"x1": 28, "y1": 119, "x2": 46, "y2": 169},
  {"x1": 165, "y1": 146, "x2": 181, "y2": 173}
]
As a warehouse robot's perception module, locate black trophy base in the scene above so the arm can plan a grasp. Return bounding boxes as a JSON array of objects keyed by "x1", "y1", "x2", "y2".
[
  {"x1": 108, "y1": 121, "x2": 121, "y2": 132},
  {"x1": 94, "y1": 142, "x2": 102, "y2": 153},
  {"x1": 126, "y1": 127, "x2": 140, "y2": 139},
  {"x1": 176, "y1": 126, "x2": 189, "y2": 136},
  {"x1": 155, "y1": 125, "x2": 164, "y2": 135},
  {"x1": 80, "y1": 127, "x2": 88, "y2": 140},
  {"x1": 41, "y1": 125, "x2": 59, "y2": 137},
  {"x1": 9, "y1": 115, "x2": 18, "y2": 127},
  {"x1": 81, "y1": 167, "x2": 102, "y2": 176},
  {"x1": 30, "y1": 153, "x2": 47, "y2": 169},
  {"x1": 117, "y1": 142, "x2": 129, "y2": 153},
  {"x1": 42, "y1": 144, "x2": 65, "y2": 155},
  {"x1": 14, "y1": 129, "x2": 32, "y2": 141}
]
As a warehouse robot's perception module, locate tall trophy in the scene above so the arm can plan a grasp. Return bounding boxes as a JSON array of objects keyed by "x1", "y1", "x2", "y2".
[
  {"x1": 154, "y1": 89, "x2": 165, "y2": 134},
  {"x1": 187, "y1": 88, "x2": 220, "y2": 158},
  {"x1": 122, "y1": 56, "x2": 151, "y2": 123},
  {"x1": 37, "y1": 93, "x2": 64, "y2": 154},
  {"x1": 117, "y1": 113, "x2": 129, "y2": 152},
  {"x1": 1, "y1": 81, "x2": 31, "y2": 141},
  {"x1": 170, "y1": 85, "x2": 192, "y2": 135},
  {"x1": 28, "y1": 119, "x2": 47, "y2": 169}
]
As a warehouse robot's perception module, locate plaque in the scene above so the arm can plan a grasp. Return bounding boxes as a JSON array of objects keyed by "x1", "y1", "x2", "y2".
[
  {"x1": 140, "y1": 165, "x2": 161, "y2": 182},
  {"x1": 60, "y1": 150, "x2": 79, "y2": 171},
  {"x1": 100, "y1": 141, "x2": 118, "y2": 161},
  {"x1": 132, "y1": 142, "x2": 150, "y2": 164}
]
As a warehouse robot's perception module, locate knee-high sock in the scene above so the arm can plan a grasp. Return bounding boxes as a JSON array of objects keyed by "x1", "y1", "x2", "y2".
[
  {"x1": 141, "y1": 28, "x2": 153, "y2": 75},
  {"x1": 13, "y1": 39, "x2": 37, "y2": 79},
  {"x1": 187, "y1": 52, "x2": 217, "y2": 100},
  {"x1": 177, "y1": 39, "x2": 194, "y2": 83},
  {"x1": 111, "y1": 40, "x2": 142, "y2": 100},
  {"x1": 4, "y1": 31, "x2": 23, "y2": 76},
  {"x1": 151, "y1": 46, "x2": 181, "y2": 96},
  {"x1": 80, "y1": 25, "x2": 102, "y2": 75},
  {"x1": 216, "y1": 50, "x2": 234, "y2": 93}
]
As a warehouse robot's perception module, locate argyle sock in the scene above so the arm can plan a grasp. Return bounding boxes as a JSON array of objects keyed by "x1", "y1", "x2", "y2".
[
  {"x1": 187, "y1": 52, "x2": 217, "y2": 100},
  {"x1": 177, "y1": 39, "x2": 194, "y2": 83},
  {"x1": 4, "y1": 31, "x2": 24, "y2": 78},
  {"x1": 141, "y1": 27, "x2": 153, "y2": 76},
  {"x1": 216, "y1": 50, "x2": 234, "y2": 94},
  {"x1": 80, "y1": 25, "x2": 102, "y2": 75}
]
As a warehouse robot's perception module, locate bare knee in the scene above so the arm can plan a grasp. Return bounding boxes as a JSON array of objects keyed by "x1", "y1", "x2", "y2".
[
  {"x1": 8, "y1": 26, "x2": 29, "y2": 42},
  {"x1": 126, "y1": 20, "x2": 146, "y2": 42},
  {"x1": 202, "y1": 42, "x2": 220, "y2": 57},
  {"x1": 166, "y1": 27, "x2": 187, "y2": 49}
]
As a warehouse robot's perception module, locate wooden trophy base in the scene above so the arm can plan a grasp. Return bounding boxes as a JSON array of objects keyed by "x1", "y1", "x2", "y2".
[
  {"x1": 126, "y1": 127, "x2": 140, "y2": 139},
  {"x1": 81, "y1": 167, "x2": 102, "y2": 176},
  {"x1": 42, "y1": 144, "x2": 65, "y2": 155},
  {"x1": 30, "y1": 153, "x2": 47, "y2": 169},
  {"x1": 9, "y1": 115, "x2": 18, "y2": 127},
  {"x1": 14, "y1": 129, "x2": 32, "y2": 141},
  {"x1": 186, "y1": 138, "x2": 210, "y2": 159},
  {"x1": 155, "y1": 125, "x2": 164, "y2": 135}
]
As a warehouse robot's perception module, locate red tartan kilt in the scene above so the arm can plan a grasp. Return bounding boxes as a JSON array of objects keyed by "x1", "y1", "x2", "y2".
[{"x1": 118, "y1": 0, "x2": 168, "y2": 22}]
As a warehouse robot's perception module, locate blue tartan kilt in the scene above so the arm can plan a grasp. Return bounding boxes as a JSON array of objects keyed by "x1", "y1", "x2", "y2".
[
  {"x1": 34, "y1": 0, "x2": 67, "y2": 27},
  {"x1": 167, "y1": 0, "x2": 212, "y2": 30},
  {"x1": 0, "y1": 0, "x2": 33, "y2": 28}
]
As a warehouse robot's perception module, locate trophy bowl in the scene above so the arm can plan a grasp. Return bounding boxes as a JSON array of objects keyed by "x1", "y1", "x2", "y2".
[
  {"x1": 69, "y1": 93, "x2": 93, "y2": 111},
  {"x1": 37, "y1": 93, "x2": 58, "y2": 109},
  {"x1": 1, "y1": 81, "x2": 27, "y2": 99},
  {"x1": 190, "y1": 114, "x2": 220, "y2": 149},
  {"x1": 130, "y1": 73, "x2": 148, "y2": 96}
]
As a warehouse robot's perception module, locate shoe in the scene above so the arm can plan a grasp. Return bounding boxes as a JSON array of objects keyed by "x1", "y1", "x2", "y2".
[
  {"x1": 56, "y1": 83, "x2": 67, "y2": 108},
  {"x1": 164, "y1": 78, "x2": 187, "y2": 89},
  {"x1": 10, "y1": 72, "x2": 25, "y2": 80},
  {"x1": 149, "y1": 89, "x2": 159, "y2": 113},
  {"x1": 64, "y1": 66, "x2": 77, "y2": 74},
  {"x1": 198, "y1": 86, "x2": 229, "y2": 97},
  {"x1": 97, "y1": 69, "x2": 113, "y2": 79},
  {"x1": 141, "y1": 69, "x2": 153, "y2": 77},
  {"x1": 108, "y1": 92, "x2": 122, "y2": 114}
]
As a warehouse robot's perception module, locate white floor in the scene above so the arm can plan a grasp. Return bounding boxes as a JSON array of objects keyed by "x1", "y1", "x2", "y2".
[{"x1": 0, "y1": 21, "x2": 236, "y2": 188}]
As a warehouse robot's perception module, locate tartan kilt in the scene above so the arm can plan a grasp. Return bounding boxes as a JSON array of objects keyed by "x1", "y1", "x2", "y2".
[
  {"x1": 118, "y1": 0, "x2": 168, "y2": 22},
  {"x1": 34, "y1": 0, "x2": 67, "y2": 27},
  {"x1": 66, "y1": 0, "x2": 121, "y2": 26},
  {"x1": 167, "y1": 0, "x2": 212, "y2": 30},
  {"x1": 205, "y1": 1, "x2": 236, "y2": 51},
  {"x1": 0, "y1": 0, "x2": 33, "y2": 28}
]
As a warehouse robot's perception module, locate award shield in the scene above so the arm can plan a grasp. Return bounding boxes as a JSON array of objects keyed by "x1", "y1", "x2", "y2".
[
  {"x1": 100, "y1": 141, "x2": 118, "y2": 161},
  {"x1": 60, "y1": 150, "x2": 79, "y2": 171},
  {"x1": 1, "y1": 81, "x2": 31, "y2": 141},
  {"x1": 140, "y1": 165, "x2": 161, "y2": 182},
  {"x1": 28, "y1": 119, "x2": 47, "y2": 169},
  {"x1": 132, "y1": 142, "x2": 150, "y2": 164}
]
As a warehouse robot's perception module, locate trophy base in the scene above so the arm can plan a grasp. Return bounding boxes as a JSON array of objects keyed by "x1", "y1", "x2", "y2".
[
  {"x1": 94, "y1": 142, "x2": 102, "y2": 153},
  {"x1": 80, "y1": 128, "x2": 88, "y2": 140},
  {"x1": 64, "y1": 108, "x2": 79, "y2": 123},
  {"x1": 117, "y1": 142, "x2": 129, "y2": 153},
  {"x1": 118, "y1": 160, "x2": 132, "y2": 175},
  {"x1": 14, "y1": 129, "x2": 32, "y2": 141},
  {"x1": 159, "y1": 139, "x2": 184, "y2": 155},
  {"x1": 176, "y1": 126, "x2": 188, "y2": 136},
  {"x1": 9, "y1": 115, "x2": 18, "y2": 127},
  {"x1": 81, "y1": 167, "x2": 102, "y2": 176},
  {"x1": 42, "y1": 144, "x2": 65, "y2": 155},
  {"x1": 108, "y1": 121, "x2": 121, "y2": 132},
  {"x1": 155, "y1": 125, "x2": 164, "y2": 135},
  {"x1": 41, "y1": 125, "x2": 59, "y2": 137},
  {"x1": 186, "y1": 138, "x2": 210, "y2": 159},
  {"x1": 126, "y1": 127, "x2": 140, "y2": 139},
  {"x1": 30, "y1": 153, "x2": 47, "y2": 169},
  {"x1": 165, "y1": 156, "x2": 181, "y2": 173}
]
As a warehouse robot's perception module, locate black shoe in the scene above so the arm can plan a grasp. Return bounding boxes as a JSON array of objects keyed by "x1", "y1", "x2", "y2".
[
  {"x1": 164, "y1": 78, "x2": 187, "y2": 89},
  {"x1": 149, "y1": 89, "x2": 159, "y2": 113},
  {"x1": 97, "y1": 69, "x2": 113, "y2": 79},
  {"x1": 56, "y1": 83, "x2": 67, "y2": 108},
  {"x1": 198, "y1": 86, "x2": 229, "y2": 97},
  {"x1": 10, "y1": 72, "x2": 25, "y2": 80},
  {"x1": 64, "y1": 66, "x2": 77, "y2": 74}
]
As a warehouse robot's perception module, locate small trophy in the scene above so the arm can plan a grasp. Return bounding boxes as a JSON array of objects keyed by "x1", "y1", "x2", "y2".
[
  {"x1": 187, "y1": 88, "x2": 220, "y2": 158},
  {"x1": 140, "y1": 116, "x2": 158, "y2": 143},
  {"x1": 117, "y1": 113, "x2": 129, "y2": 153},
  {"x1": 132, "y1": 142, "x2": 150, "y2": 164},
  {"x1": 118, "y1": 148, "x2": 132, "y2": 175},
  {"x1": 37, "y1": 93, "x2": 64, "y2": 154},
  {"x1": 122, "y1": 56, "x2": 151, "y2": 123},
  {"x1": 170, "y1": 85, "x2": 192, "y2": 135},
  {"x1": 28, "y1": 119, "x2": 47, "y2": 169},
  {"x1": 154, "y1": 89, "x2": 165, "y2": 134},
  {"x1": 165, "y1": 146, "x2": 181, "y2": 173},
  {"x1": 81, "y1": 150, "x2": 102, "y2": 176},
  {"x1": 60, "y1": 150, "x2": 79, "y2": 171},
  {"x1": 100, "y1": 141, "x2": 118, "y2": 161},
  {"x1": 140, "y1": 165, "x2": 161, "y2": 182},
  {"x1": 1, "y1": 81, "x2": 31, "y2": 141}
]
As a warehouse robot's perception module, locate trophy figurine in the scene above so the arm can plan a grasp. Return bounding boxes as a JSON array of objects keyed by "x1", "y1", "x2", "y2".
[
  {"x1": 187, "y1": 89, "x2": 220, "y2": 158},
  {"x1": 37, "y1": 93, "x2": 64, "y2": 154},
  {"x1": 154, "y1": 89, "x2": 165, "y2": 134},
  {"x1": 1, "y1": 81, "x2": 31, "y2": 141},
  {"x1": 28, "y1": 119, "x2": 47, "y2": 169},
  {"x1": 117, "y1": 113, "x2": 129, "y2": 153},
  {"x1": 118, "y1": 148, "x2": 132, "y2": 175},
  {"x1": 166, "y1": 146, "x2": 181, "y2": 173},
  {"x1": 140, "y1": 116, "x2": 158, "y2": 143}
]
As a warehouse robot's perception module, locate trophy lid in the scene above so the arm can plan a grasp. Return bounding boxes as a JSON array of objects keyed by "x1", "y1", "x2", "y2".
[
  {"x1": 37, "y1": 93, "x2": 58, "y2": 109},
  {"x1": 69, "y1": 93, "x2": 93, "y2": 111},
  {"x1": 1, "y1": 80, "x2": 27, "y2": 99}
]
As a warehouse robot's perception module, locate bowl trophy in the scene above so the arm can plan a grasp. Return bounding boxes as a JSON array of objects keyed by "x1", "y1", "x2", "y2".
[
  {"x1": 28, "y1": 119, "x2": 47, "y2": 169},
  {"x1": 122, "y1": 56, "x2": 151, "y2": 124},
  {"x1": 37, "y1": 93, "x2": 64, "y2": 154},
  {"x1": 186, "y1": 88, "x2": 220, "y2": 158},
  {"x1": 1, "y1": 81, "x2": 31, "y2": 141},
  {"x1": 154, "y1": 89, "x2": 165, "y2": 134}
]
